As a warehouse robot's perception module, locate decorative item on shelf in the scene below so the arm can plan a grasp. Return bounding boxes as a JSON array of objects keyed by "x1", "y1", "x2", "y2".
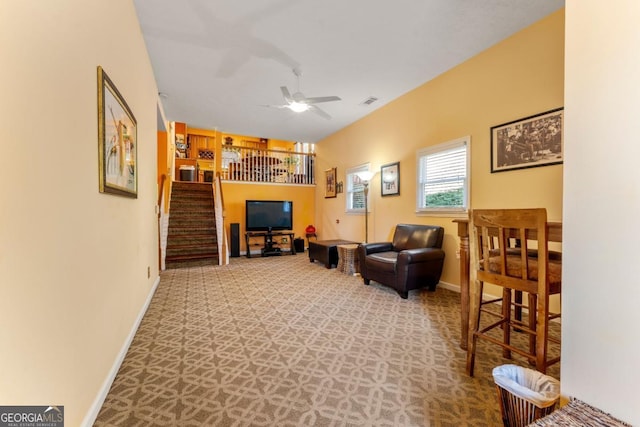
[
  {"x1": 356, "y1": 170, "x2": 375, "y2": 243},
  {"x1": 224, "y1": 136, "x2": 234, "y2": 146},
  {"x1": 175, "y1": 134, "x2": 188, "y2": 158},
  {"x1": 198, "y1": 149, "x2": 214, "y2": 159},
  {"x1": 381, "y1": 162, "x2": 399, "y2": 196},
  {"x1": 283, "y1": 155, "x2": 300, "y2": 180},
  {"x1": 283, "y1": 156, "x2": 299, "y2": 167},
  {"x1": 305, "y1": 225, "x2": 317, "y2": 243}
]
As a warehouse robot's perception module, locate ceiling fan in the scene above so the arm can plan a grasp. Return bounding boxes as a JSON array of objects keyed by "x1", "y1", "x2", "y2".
[{"x1": 266, "y1": 68, "x2": 341, "y2": 119}]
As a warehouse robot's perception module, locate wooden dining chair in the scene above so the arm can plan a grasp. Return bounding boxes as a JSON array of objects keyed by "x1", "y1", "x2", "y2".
[{"x1": 466, "y1": 208, "x2": 561, "y2": 376}]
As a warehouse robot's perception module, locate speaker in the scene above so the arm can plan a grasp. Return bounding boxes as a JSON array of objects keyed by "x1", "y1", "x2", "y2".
[{"x1": 230, "y1": 223, "x2": 240, "y2": 257}]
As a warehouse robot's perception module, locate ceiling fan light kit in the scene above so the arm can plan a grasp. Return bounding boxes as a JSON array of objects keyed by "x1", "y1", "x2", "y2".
[
  {"x1": 288, "y1": 101, "x2": 310, "y2": 113},
  {"x1": 267, "y1": 68, "x2": 342, "y2": 119}
]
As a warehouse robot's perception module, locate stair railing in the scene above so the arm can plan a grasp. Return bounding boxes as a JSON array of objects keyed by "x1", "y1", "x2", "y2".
[
  {"x1": 213, "y1": 173, "x2": 229, "y2": 265},
  {"x1": 157, "y1": 174, "x2": 168, "y2": 271}
]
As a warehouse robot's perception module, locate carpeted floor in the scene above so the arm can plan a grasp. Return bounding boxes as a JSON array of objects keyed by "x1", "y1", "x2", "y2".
[{"x1": 94, "y1": 253, "x2": 559, "y2": 426}]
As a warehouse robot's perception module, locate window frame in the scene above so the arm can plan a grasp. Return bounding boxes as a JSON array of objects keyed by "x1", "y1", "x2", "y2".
[
  {"x1": 415, "y1": 136, "x2": 470, "y2": 216},
  {"x1": 345, "y1": 163, "x2": 371, "y2": 214}
]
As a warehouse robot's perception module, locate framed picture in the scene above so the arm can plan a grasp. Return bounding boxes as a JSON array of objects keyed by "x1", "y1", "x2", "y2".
[
  {"x1": 97, "y1": 66, "x2": 138, "y2": 197},
  {"x1": 381, "y1": 162, "x2": 400, "y2": 196},
  {"x1": 325, "y1": 167, "x2": 337, "y2": 198},
  {"x1": 490, "y1": 107, "x2": 563, "y2": 173}
]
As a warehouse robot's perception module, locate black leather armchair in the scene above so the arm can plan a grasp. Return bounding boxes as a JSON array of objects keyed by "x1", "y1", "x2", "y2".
[{"x1": 358, "y1": 224, "x2": 445, "y2": 299}]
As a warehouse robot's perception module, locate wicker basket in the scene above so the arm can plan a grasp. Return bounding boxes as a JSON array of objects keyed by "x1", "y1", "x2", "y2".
[
  {"x1": 337, "y1": 244, "x2": 360, "y2": 275},
  {"x1": 493, "y1": 364, "x2": 560, "y2": 427}
]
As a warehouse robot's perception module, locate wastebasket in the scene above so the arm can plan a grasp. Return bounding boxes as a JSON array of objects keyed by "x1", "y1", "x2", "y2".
[
  {"x1": 294, "y1": 238, "x2": 305, "y2": 253},
  {"x1": 180, "y1": 165, "x2": 196, "y2": 181},
  {"x1": 492, "y1": 364, "x2": 560, "y2": 427}
]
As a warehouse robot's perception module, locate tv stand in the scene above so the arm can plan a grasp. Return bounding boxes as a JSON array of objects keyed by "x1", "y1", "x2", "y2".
[{"x1": 245, "y1": 231, "x2": 296, "y2": 258}]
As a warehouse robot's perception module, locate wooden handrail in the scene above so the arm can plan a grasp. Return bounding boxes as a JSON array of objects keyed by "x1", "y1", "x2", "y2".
[
  {"x1": 214, "y1": 173, "x2": 229, "y2": 265},
  {"x1": 157, "y1": 174, "x2": 167, "y2": 214},
  {"x1": 157, "y1": 174, "x2": 167, "y2": 270},
  {"x1": 215, "y1": 171, "x2": 225, "y2": 217}
]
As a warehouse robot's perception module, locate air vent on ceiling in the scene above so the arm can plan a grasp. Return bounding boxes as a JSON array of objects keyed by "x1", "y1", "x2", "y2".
[{"x1": 360, "y1": 96, "x2": 378, "y2": 106}]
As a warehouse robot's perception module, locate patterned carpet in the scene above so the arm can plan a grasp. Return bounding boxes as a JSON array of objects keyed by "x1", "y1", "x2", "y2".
[{"x1": 94, "y1": 254, "x2": 559, "y2": 426}]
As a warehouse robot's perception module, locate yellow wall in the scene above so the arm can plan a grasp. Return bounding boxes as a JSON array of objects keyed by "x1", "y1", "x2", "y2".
[
  {"x1": 221, "y1": 182, "x2": 315, "y2": 253},
  {"x1": 0, "y1": 1, "x2": 159, "y2": 425},
  {"x1": 315, "y1": 10, "x2": 565, "y2": 289},
  {"x1": 267, "y1": 138, "x2": 297, "y2": 151}
]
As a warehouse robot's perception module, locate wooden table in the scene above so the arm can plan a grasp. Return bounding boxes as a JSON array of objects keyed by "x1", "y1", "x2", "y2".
[{"x1": 453, "y1": 218, "x2": 562, "y2": 350}]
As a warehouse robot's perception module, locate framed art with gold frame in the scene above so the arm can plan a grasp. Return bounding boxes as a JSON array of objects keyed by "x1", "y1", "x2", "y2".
[
  {"x1": 324, "y1": 167, "x2": 337, "y2": 198},
  {"x1": 97, "y1": 66, "x2": 138, "y2": 198}
]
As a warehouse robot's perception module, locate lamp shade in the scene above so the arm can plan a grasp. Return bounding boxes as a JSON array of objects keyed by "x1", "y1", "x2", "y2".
[{"x1": 356, "y1": 170, "x2": 374, "y2": 182}]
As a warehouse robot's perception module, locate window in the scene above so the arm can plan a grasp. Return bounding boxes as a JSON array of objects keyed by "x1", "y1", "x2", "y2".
[
  {"x1": 345, "y1": 164, "x2": 370, "y2": 213},
  {"x1": 416, "y1": 136, "x2": 469, "y2": 214}
]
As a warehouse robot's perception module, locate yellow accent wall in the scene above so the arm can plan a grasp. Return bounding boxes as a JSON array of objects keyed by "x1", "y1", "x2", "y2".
[
  {"x1": 0, "y1": 1, "x2": 159, "y2": 425},
  {"x1": 315, "y1": 10, "x2": 565, "y2": 289},
  {"x1": 221, "y1": 182, "x2": 315, "y2": 254}
]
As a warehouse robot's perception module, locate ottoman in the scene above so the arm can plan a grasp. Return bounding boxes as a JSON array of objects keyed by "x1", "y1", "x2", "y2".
[{"x1": 309, "y1": 239, "x2": 358, "y2": 269}]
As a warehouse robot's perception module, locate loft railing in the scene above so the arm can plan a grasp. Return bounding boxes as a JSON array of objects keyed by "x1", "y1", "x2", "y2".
[{"x1": 219, "y1": 146, "x2": 315, "y2": 184}]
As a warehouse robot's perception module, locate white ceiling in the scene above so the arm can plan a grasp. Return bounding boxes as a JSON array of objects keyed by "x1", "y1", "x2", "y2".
[{"x1": 135, "y1": 0, "x2": 565, "y2": 143}]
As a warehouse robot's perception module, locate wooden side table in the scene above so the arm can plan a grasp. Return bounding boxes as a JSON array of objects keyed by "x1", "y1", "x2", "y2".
[{"x1": 337, "y1": 244, "x2": 360, "y2": 275}]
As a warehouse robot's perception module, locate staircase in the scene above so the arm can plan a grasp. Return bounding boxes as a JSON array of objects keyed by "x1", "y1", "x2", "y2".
[{"x1": 165, "y1": 181, "x2": 219, "y2": 269}]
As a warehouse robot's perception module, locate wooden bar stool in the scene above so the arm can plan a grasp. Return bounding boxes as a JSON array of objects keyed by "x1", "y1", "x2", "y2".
[{"x1": 466, "y1": 208, "x2": 561, "y2": 376}]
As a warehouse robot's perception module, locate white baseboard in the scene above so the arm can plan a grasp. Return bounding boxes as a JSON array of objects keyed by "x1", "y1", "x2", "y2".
[
  {"x1": 81, "y1": 276, "x2": 161, "y2": 427},
  {"x1": 437, "y1": 280, "x2": 461, "y2": 293}
]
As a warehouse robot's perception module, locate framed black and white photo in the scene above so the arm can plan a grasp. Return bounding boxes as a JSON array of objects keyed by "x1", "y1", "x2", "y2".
[
  {"x1": 380, "y1": 162, "x2": 399, "y2": 196},
  {"x1": 490, "y1": 108, "x2": 563, "y2": 173}
]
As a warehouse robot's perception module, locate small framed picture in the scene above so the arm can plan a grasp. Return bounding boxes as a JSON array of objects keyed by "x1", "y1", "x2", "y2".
[
  {"x1": 380, "y1": 162, "x2": 400, "y2": 196},
  {"x1": 490, "y1": 107, "x2": 563, "y2": 173},
  {"x1": 325, "y1": 167, "x2": 337, "y2": 198}
]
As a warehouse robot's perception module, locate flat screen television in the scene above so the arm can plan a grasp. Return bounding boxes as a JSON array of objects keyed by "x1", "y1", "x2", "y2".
[{"x1": 245, "y1": 200, "x2": 293, "y2": 232}]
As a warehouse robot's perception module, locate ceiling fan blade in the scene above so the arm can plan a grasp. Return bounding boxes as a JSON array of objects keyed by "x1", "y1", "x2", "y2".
[
  {"x1": 280, "y1": 86, "x2": 292, "y2": 103},
  {"x1": 303, "y1": 95, "x2": 341, "y2": 104},
  {"x1": 260, "y1": 104, "x2": 289, "y2": 109},
  {"x1": 309, "y1": 105, "x2": 332, "y2": 120}
]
